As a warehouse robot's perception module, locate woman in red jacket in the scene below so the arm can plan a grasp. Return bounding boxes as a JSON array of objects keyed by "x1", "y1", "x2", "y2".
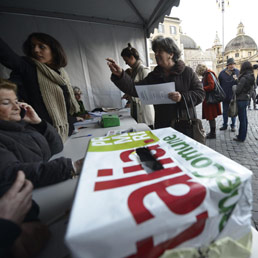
[{"x1": 196, "y1": 64, "x2": 222, "y2": 139}]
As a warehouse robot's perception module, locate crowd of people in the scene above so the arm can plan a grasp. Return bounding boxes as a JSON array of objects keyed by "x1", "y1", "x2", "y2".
[{"x1": 0, "y1": 31, "x2": 257, "y2": 256}]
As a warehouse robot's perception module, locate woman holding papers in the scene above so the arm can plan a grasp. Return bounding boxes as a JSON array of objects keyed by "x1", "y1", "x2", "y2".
[
  {"x1": 107, "y1": 36, "x2": 205, "y2": 129},
  {"x1": 121, "y1": 43, "x2": 154, "y2": 127}
]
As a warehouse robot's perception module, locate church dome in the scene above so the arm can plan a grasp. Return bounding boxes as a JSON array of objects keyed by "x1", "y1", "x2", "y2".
[
  {"x1": 225, "y1": 22, "x2": 257, "y2": 52},
  {"x1": 180, "y1": 34, "x2": 198, "y2": 49}
]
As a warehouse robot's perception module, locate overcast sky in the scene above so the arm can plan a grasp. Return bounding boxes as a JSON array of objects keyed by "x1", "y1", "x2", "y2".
[{"x1": 170, "y1": 0, "x2": 258, "y2": 51}]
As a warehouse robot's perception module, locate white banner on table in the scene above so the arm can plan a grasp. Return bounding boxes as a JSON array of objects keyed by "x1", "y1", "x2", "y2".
[
  {"x1": 66, "y1": 128, "x2": 253, "y2": 258},
  {"x1": 135, "y1": 82, "x2": 176, "y2": 105}
]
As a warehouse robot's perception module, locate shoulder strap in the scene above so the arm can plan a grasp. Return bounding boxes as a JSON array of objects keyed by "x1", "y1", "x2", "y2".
[{"x1": 209, "y1": 72, "x2": 219, "y2": 88}]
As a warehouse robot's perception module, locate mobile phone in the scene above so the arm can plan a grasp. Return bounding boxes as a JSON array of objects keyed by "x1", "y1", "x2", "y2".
[{"x1": 20, "y1": 107, "x2": 26, "y2": 119}]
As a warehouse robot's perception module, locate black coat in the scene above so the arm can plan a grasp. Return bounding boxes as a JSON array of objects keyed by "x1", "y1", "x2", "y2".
[
  {"x1": 111, "y1": 60, "x2": 205, "y2": 129},
  {"x1": 0, "y1": 38, "x2": 76, "y2": 136},
  {"x1": 0, "y1": 120, "x2": 73, "y2": 188},
  {"x1": 236, "y1": 71, "x2": 255, "y2": 101},
  {"x1": 0, "y1": 219, "x2": 21, "y2": 258}
]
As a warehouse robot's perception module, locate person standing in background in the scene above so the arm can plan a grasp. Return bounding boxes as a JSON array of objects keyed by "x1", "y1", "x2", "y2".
[
  {"x1": 218, "y1": 58, "x2": 239, "y2": 132},
  {"x1": 247, "y1": 69, "x2": 257, "y2": 110},
  {"x1": 73, "y1": 86, "x2": 90, "y2": 119},
  {"x1": 196, "y1": 64, "x2": 222, "y2": 139},
  {"x1": 120, "y1": 43, "x2": 154, "y2": 128},
  {"x1": 233, "y1": 61, "x2": 255, "y2": 142}
]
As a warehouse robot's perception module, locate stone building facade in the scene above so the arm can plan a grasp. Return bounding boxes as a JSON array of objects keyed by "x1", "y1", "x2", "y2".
[
  {"x1": 149, "y1": 18, "x2": 258, "y2": 77},
  {"x1": 148, "y1": 16, "x2": 217, "y2": 73}
]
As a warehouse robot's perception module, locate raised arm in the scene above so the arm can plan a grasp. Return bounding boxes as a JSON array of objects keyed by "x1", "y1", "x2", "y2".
[{"x1": 0, "y1": 38, "x2": 27, "y2": 74}]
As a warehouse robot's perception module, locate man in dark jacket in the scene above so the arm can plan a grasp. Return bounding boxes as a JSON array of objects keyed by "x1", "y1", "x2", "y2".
[{"x1": 218, "y1": 58, "x2": 239, "y2": 131}]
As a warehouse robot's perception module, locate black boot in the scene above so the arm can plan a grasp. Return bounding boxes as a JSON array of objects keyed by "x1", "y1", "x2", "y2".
[{"x1": 206, "y1": 127, "x2": 216, "y2": 139}]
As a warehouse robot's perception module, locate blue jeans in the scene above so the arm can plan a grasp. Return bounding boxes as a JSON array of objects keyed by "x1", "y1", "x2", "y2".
[
  {"x1": 237, "y1": 100, "x2": 248, "y2": 141},
  {"x1": 222, "y1": 102, "x2": 236, "y2": 128}
]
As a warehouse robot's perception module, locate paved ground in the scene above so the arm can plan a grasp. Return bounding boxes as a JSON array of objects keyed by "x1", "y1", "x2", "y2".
[{"x1": 196, "y1": 103, "x2": 258, "y2": 230}]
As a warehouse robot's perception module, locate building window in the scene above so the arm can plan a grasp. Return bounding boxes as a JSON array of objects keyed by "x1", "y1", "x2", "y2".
[
  {"x1": 170, "y1": 26, "x2": 176, "y2": 35},
  {"x1": 235, "y1": 53, "x2": 239, "y2": 58},
  {"x1": 248, "y1": 52, "x2": 251, "y2": 56},
  {"x1": 158, "y1": 24, "x2": 164, "y2": 33}
]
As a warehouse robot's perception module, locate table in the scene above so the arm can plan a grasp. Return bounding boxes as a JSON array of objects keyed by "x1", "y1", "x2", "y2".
[
  {"x1": 33, "y1": 109, "x2": 150, "y2": 223},
  {"x1": 34, "y1": 110, "x2": 151, "y2": 258}
]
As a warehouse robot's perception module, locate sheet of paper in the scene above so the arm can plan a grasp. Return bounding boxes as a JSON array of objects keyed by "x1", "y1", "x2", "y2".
[
  {"x1": 135, "y1": 82, "x2": 176, "y2": 105},
  {"x1": 73, "y1": 117, "x2": 100, "y2": 126}
]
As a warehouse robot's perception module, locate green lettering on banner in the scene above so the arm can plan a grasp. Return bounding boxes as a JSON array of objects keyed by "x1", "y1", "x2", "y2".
[
  {"x1": 218, "y1": 189, "x2": 238, "y2": 232},
  {"x1": 88, "y1": 131, "x2": 159, "y2": 152},
  {"x1": 191, "y1": 157, "x2": 212, "y2": 168},
  {"x1": 163, "y1": 134, "x2": 243, "y2": 233},
  {"x1": 193, "y1": 163, "x2": 225, "y2": 178},
  {"x1": 177, "y1": 148, "x2": 203, "y2": 161},
  {"x1": 216, "y1": 174, "x2": 241, "y2": 194}
]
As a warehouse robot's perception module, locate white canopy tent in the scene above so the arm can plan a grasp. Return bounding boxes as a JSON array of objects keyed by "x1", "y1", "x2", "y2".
[{"x1": 0, "y1": 0, "x2": 180, "y2": 110}]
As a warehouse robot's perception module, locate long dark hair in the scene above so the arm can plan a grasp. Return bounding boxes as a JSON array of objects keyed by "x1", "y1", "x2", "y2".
[
  {"x1": 239, "y1": 61, "x2": 253, "y2": 75},
  {"x1": 23, "y1": 32, "x2": 67, "y2": 69},
  {"x1": 121, "y1": 43, "x2": 140, "y2": 60}
]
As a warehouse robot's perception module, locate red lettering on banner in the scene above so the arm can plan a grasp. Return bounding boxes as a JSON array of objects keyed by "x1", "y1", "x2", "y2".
[
  {"x1": 123, "y1": 165, "x2": 143, "y2": 174},
  {"x1": 97, "y1": 169, "x2": 113, "y2": 177},
  {"x1": 147, "y1": 145, "x2": 166, "y2": 159},
  {"x1": 126, "y1": 211, "x2": 208, "y2": 258},
  {"x1": 119, "y1": 144, "x2": 167, "y2": 164},
  {"x1": 144, "y1": 139, "x2": 155, "y2": 144},
  {"x1": 128, "y1": 174, "x2": 206, "y2": 224},
  {"x1": 159, "y1": 158, "x2": 173, "y2": 165},
  {"x1": 120, "y1": 150, "x2": 135, "y2": 162},
  {"x1": 94, "y1": 166, "x2": 182, "y2": 191}
]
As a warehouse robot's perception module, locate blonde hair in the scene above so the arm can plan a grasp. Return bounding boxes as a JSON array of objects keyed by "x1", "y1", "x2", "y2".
[
  {"x1": 195, "y1": 64, "x2": 207, "y2": 76},
  {"x1": 0, "y1": 78, "x2": 17, "y2": 93}
]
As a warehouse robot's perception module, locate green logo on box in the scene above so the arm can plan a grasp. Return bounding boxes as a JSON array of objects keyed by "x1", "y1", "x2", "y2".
[{"x1": 88, "y1": 131, "x2": 159, "y2": 152}]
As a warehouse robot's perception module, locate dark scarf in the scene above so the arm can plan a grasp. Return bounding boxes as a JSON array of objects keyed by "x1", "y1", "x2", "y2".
[{"x1": 152, "y1": 60, "x2": 186, "y2": 78}]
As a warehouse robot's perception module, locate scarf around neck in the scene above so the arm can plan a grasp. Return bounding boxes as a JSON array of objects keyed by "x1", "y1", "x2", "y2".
[{"x1": 33, "y1": 59, "x2": 79, "y2": 142}]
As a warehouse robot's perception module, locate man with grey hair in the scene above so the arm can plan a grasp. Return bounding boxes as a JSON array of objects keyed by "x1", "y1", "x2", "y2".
[{"x1": 218, "y1": 58, "x2": 239, "y2": 131}]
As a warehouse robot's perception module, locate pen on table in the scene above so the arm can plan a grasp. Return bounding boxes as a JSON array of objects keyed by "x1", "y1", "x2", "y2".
[{"x1": 72, "y1": 134, "x2": 92, "y2": 139}]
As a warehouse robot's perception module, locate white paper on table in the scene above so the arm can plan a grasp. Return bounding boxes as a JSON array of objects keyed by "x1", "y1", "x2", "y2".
[
  {"x1": 135, "y1": 82, "x2": 176, "y2": 105},
  {"x1": 73, "y1": 117, "x2": 100, "y2": 126}
]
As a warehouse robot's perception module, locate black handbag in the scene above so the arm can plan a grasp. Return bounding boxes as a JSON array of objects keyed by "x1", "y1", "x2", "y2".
[
  {"x1": 206, "y1": 72, "x2": 226, "y2": 104},
  {"x1": 173, "y1": 95, "x2": 206, "y2": 145}
]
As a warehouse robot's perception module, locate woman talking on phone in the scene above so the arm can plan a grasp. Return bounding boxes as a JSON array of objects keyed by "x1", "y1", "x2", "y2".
[{"x1": 0, "y1": 79, "x2": 82, "y2": 188}]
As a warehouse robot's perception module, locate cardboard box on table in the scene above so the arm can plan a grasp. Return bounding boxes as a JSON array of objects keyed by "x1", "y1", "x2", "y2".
[{"x1": 65, "y1": 128, "x2": 253, "y2": 258}]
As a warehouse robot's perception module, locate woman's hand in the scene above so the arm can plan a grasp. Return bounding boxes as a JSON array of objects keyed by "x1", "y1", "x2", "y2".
[
  {"x1": 106, "y1": 58, "x2": 123, "y2": 77},
  {"x1": 76, "y1": 116, "x2": 84, "y2": 122},
  {"x1": 73, "y1": 158, "x2": 84, "y2": 176},
  {"x1": 19, "y1": 102, "x2": 41, "y2": 124},
  {"x1": 168, "y1": 91, "x2": 182, "y2": 102},
  {"x1": 0, "y1": 171, "x2": 33, "y2": 224}
]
